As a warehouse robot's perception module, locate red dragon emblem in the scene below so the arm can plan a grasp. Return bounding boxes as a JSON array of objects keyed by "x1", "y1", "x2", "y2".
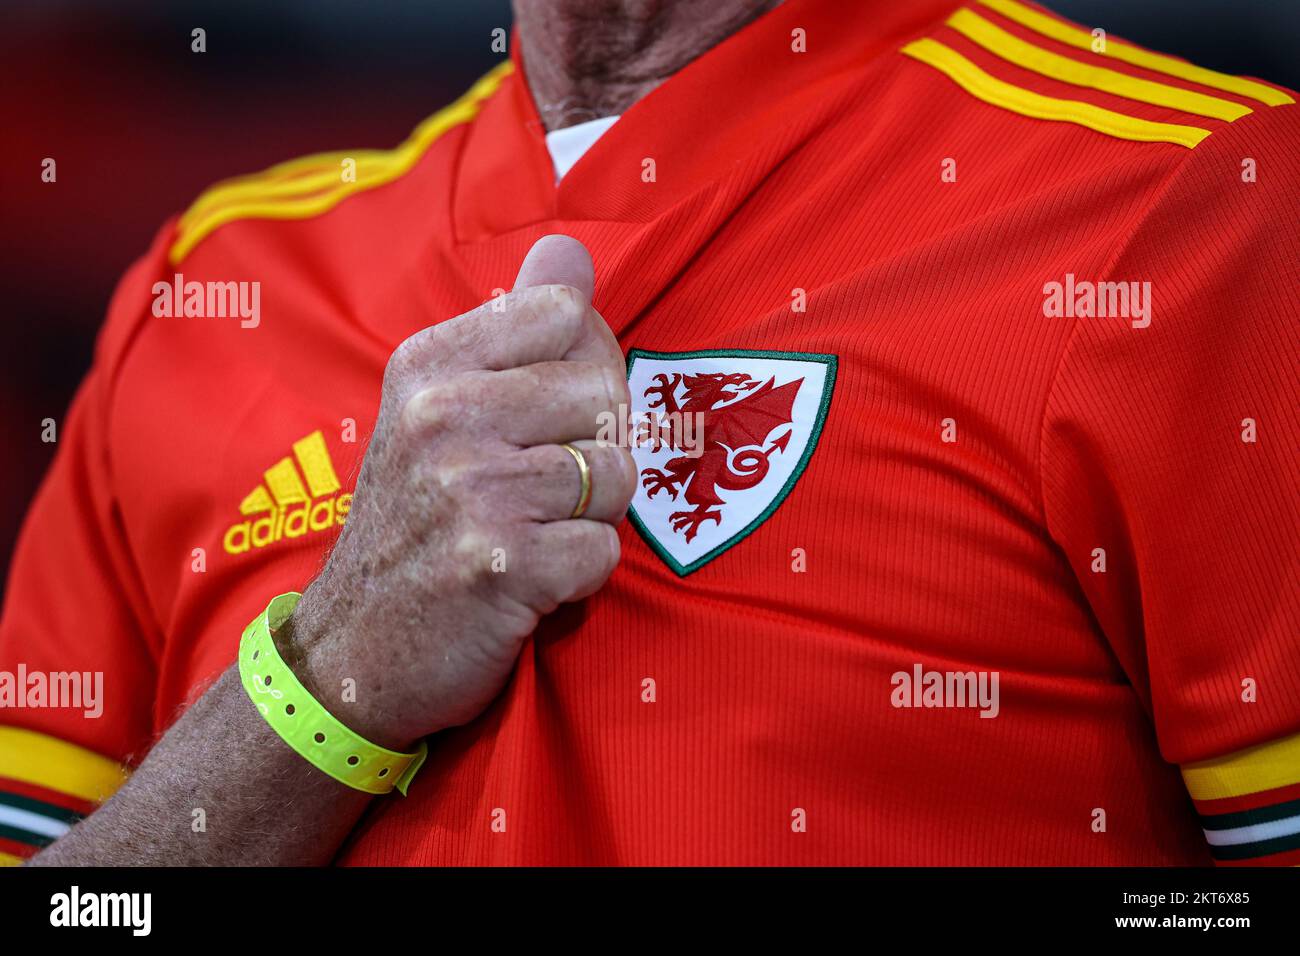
[{"x1": 639, "y1": 371, "x2": 803, "y2": 542}]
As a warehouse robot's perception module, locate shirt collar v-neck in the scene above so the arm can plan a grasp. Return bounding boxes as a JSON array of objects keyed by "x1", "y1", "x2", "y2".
[{"x1": 452, "y1": 0, "x2": 960, "y2": 242}]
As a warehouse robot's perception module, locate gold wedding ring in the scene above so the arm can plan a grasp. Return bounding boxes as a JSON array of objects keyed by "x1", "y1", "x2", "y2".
[{"x1": 560, "y1": 443, "x2": 592, "y2": 519}]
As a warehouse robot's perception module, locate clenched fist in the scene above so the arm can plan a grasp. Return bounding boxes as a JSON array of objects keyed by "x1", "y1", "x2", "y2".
[{"x1": 283, "y1": 235, "x2": 636, "y2": 749}]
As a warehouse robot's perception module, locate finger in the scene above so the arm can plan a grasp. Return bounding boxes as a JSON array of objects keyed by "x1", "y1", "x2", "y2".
[
  {"x1": 497, "y1": 440, "x2": 637, "y2": 524},
  {"x1": 512, "y1": 234, "x2": 624, "y2": 372},
  {"x1": 408, "y1": 234, "x2": 596, "y2": 377},
  {"x1": 392, "y1": 234, "x2": 624, "y2": 375},
  {"x1": 392, "y1": 283, "x2": 588, "y2": 378},
  {"x1": 512, "y1": 520, "x2": 622, "y2": 608},
  {"x1": 512, "y1": 233, "x2": 594, "y2": 302},
  {"x1": 405, "y1": 361, "x2": 628, "y2": 446}
]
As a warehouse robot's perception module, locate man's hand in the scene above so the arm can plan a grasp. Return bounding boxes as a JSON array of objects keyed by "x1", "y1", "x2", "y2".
[
  {"x1": 30, "y1": 234, "x2": 631, "y2": 866},
  {"x1": 286, "y1": 234, "x2": 636, "y2": 749}
]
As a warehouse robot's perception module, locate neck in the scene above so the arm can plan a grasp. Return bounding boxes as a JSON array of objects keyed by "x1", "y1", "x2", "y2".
[{"x1": 514, "y1": 0, "x2": 783, "y2": 131}]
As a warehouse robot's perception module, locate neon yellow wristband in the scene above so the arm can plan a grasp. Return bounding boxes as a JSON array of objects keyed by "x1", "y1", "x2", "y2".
[{"x1": 237, "y1": 592, "x2": 426, "y2": 796}]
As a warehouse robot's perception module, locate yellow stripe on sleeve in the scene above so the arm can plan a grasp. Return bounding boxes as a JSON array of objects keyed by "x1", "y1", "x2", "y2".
[
  {"x1": 178, "y1": 149, "x2": 398, "y2": 229},
  {"x1": 947, "y1": 9, "x2": 1251, "y2": 121},
  {"x1": 977, "y1": 0, "x2": 1294, "y2": 106},
  {"x1": 0, "y1": 850, "x2": 24, "y2": 866},
  {"x1": 170, "y1": 60, "x2": 515, "y2": 265},
  {"x1": 0, "y1": 726, "x2": 128, "y2": 805},
  {"x1": 1181, "y1": 731, "x2": 1300, "y2": 801},
  {"x1": 901, "y1": 38, "x2": 1211, "y2": 148},
  {"x1": 179, "y1": 60, "x2": 513, "y2": 226}
]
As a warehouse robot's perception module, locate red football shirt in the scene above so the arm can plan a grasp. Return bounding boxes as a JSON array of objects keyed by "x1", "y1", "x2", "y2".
[{"x1": 2, "y1": 0, "x2": 1298, "y2": 865}]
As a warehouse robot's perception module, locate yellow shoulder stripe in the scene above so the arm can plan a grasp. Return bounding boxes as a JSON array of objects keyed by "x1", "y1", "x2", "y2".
[
  {"x1": 947, "y1": 9, "x2": 1250, "y2": 122},
  {"x1": 0, "y1": 850, "x2": 22, "y2": 866},
  {"x1": 1181, "y1": 731, "x2": 1300, "y2": 801},
  {"x1": 170, "y1": 61, "x2": 514, "y2": 265},
  {"x1": 178, "y1": 148, "x2": 398, "y2": 230},
  {"x1": 0, "y1": 725, "x2": 128, "y2": 804},
  {"x1": 978, "y1": 0, "x2": 1294, "y2": 106},
  {"x1": 902, "y1": 38, "x2": 1210, "y2": 148}
]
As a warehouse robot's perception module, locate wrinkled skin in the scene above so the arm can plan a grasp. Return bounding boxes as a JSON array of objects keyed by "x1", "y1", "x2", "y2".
[{"x1": 286, "y1": 235, "x2": 636, "y2": 750}]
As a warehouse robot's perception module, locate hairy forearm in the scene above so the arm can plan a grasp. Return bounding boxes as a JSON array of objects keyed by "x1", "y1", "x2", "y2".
[{"x1": 29, "y1": 665, "x2": 373, "y2": 866}]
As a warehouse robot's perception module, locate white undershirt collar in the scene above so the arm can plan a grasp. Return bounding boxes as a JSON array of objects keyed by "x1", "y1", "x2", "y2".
[{"x1": 544, "y1": 115, "x2": 621, "y2": 182}]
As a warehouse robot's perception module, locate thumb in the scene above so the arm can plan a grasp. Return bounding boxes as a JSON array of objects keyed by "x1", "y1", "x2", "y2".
[
  {"x1": 512, "y1": 234, "x2": 595, "y2": 304},
  {"x1": 511, "y1": 234, "x2": 622, "y2": 370}
]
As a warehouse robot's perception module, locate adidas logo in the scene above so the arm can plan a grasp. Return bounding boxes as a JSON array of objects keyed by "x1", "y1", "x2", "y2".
[{"x1": 223, "y1": 430, "x2": 353, "y2": 555}]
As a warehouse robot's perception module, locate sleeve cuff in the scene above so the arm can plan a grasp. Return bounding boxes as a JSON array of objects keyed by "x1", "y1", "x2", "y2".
[
  {"x1": 1182, "y1": 730, "x2": 1300, "y2": 866},
  {"x1": 0, "y1": 725, "x2": 128, "y2": 862}
]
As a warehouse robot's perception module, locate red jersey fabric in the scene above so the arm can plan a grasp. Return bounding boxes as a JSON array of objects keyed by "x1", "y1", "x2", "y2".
[{"x1": 2, "y1": 0, "x2": 1298, "y2": 865}]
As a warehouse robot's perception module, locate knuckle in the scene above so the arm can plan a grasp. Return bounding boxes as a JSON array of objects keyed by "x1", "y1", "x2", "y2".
[
  {"x1": 455, "y1": 313, "x2": 494, "y2": 362},
  {"x1": 594, "y1": 443, "x2": 636, "y2": 503},
  {"x1": 611, "y1": 446, "x2": 637, "y2": 502},
  {"x1": 386, "y1": 329, "x2": 451, "y2": 394},
  {"x1": 429, "y1": 451, "x2": 481, "y2": 498},
  {"x1": 400, "y1": 380, "x2": 463, "y2": 435},
  {"x1": 515, "y1": 363, "x2": 548, "y2": 396},
  {"x1": 599, "y1": 363, "x2": 629, "y2": 409},
  {"x1": 530, "y1": 284, "x2": 585, "y2": 335},
  {"x1": 544, "y1": 283, "x2": 587, "y2": 319},
  {"x1": 591, "y1": 523, "x2": 621, "y2": 575},
  {"x1": 450, "y1": 527, "x2": 502, "y2": 587},
  {"x1": 384, "y1": 337, "x2": 416, "y2": 386}
]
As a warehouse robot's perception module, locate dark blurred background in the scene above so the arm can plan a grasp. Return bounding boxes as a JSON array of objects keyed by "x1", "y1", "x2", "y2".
[{"x1": 1, "y1": 0, "x2": 1297, "y2": 595}]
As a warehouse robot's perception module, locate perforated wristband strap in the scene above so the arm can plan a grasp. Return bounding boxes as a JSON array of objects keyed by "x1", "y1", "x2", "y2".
[{"x1": 238, "y1": 592, "x2": 427, "y2": 795}]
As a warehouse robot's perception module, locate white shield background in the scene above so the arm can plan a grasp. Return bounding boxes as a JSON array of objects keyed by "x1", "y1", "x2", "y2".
[{"x1": 626, "y1": 350, "x2": 834, "y2": 575}]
